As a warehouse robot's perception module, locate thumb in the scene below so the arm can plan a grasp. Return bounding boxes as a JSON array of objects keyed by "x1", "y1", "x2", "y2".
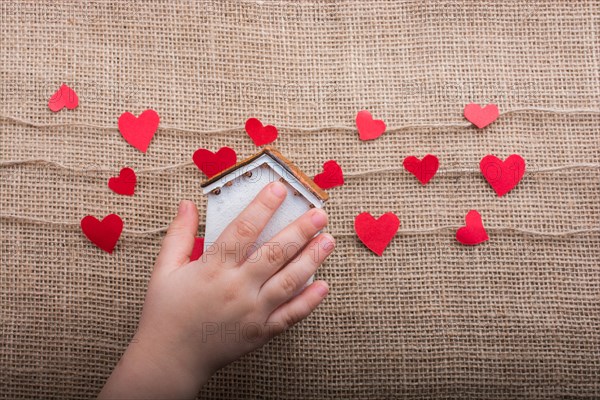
[{"x1": 156, "y1": 200, "x2": 199, "y2": 269}]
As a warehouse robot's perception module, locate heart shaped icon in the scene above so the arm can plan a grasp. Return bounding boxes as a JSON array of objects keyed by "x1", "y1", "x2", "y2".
[
  {"x1": 313, "y1": 160, "x2": 344, "y2": 189},
  {"x1": 80, "y1": 214, "x2": 123, "y2": 253},
  {"x1": 193, "y1": 147, "x2": 237, "y2": 178},
  {"x1": 245, "y1": 118, "x2": 278, "y2": 146},
  {"x1": 108, "y1": 167, "x2": 137, "y2": 196},
  {"x1": 118, "y1": 109, "x2": 160, "y2": 153},
  {"x1": 463, "y1": 103, "x2": 499, "y2": 129},
  {"x1": 48, "y1": 84, "x2": 79, "y2": 112},
  {"x1": 190, "y1": 237, "x2": 205, "y2": 261},
  {"x1": 480, "y1": 154, "x2": 526, "y2": 197},
  {"x1": 456, "y1": 210, "x2": 489, "y2": 246},
  {"x1": 354, "y1": 212, "x2": 400, "y2": 256},
  {"x1": 403, "y1": 154, "x2": 439, "y2": 185},
  {"x1": 356, "y1": 110, "x2": 386, "y2": 141}
]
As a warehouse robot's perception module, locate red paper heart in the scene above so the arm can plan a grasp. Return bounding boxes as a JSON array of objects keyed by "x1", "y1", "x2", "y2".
[
  {"x1": 245, "y1": 118, "x2": 278, "y2": 146},
  {"x1": 48, "y1": 84, "x2": 79, "y2": 112},
  {"x1": 118, "y1": 109, "x2": 160, "y2": 153},
  {"x1": 356, "y1": 110, "x2": 386, "y2": 141},
  {"x1": 313, "y1": 160, "x2": 344, "y2": 189},
  {"x1": 456, "y1": 210, "x2": 489, "y2": 246},
  {"x1": 80, "y1": 214, "x2": 123, "y2": 253},
  {"x1": 190, "y1": 237, "x2": 205, "y2": 261},
  {"x1": 354, "y1": 212, "x2": 400, "y2": 256},
  {"x1": 403, "y1": 154, "x2": 439, "y2": 185},
  {"x1": 480, "y1": 154, "x2": 526, "y2": 197},
  {"x1": 108, "y1": 167, "x2": 136, "y2": 196},
  {"x1": 193, "y1": 147, "x2": 237, "y2": 178},
  {"x1": 463, "y1": 103, "x2": 499, "y2": 129}
]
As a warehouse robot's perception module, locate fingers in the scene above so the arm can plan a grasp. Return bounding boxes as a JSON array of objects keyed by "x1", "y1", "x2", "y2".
[
  {"x1": 265, "y1": 280, "x2": 329, "y2": 337},
  {"x1": 156, "y1": 200, "x2": 199, "y2": 270},
  {"x1": 258, "y1": 233, "x2": 335, "y2": 312},
  {"x1": 244, "y1": 207, "x2": 329, "y2": 283},
  {"x1": 212, "y1": 181, "x2": 287, "y2": 266}
]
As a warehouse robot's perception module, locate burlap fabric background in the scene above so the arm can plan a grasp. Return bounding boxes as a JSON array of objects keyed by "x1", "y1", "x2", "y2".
[{"x1": 1, "y1": 1, "x2": 599, "y2": 398}]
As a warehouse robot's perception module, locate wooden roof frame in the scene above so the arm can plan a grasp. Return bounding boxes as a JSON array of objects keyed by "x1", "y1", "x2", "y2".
[{"x1": 200, "y1": 146, "x2": 329, "y2": 202}]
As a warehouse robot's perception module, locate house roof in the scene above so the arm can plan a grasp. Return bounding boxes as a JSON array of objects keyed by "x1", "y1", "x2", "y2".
[{"x1": 200, "y1": 146, "x2": 329, "y2": 202}]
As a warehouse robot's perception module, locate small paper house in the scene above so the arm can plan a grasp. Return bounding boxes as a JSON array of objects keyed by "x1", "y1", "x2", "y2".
[{"x1": 201, "y1": 146, "x2": 329, "y2": 259}]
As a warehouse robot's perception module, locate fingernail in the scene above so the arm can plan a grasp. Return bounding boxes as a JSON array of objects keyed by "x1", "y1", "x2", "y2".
[
  {"x1": 270, "y1": 181, "x2": 287, "y2": 198},
  {"x1": 178, "y1": 200, "x2": 189, "y2": 214},
  {"x1": 316, "y1": 282, "x2": 329, "y2": 298},
  {"x1": 311, "y1": 209, "x2": 327, "y2": 228}
]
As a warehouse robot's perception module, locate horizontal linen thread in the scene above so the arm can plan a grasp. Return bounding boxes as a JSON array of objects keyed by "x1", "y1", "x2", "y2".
[
  {"x1": 1, "y1": 107, "x2": 600, "y2": 134},
  {"x1": 0, "y1": 158, "x2": 598, "y2": 175},
  {"x1": 1, "y1": 214, "x2": 598, "y2": 237}
]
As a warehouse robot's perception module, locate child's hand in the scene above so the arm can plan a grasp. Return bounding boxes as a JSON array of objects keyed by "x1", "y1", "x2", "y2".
[{"x1": 99, "y1": 181, "x2": 334, "y2": 399}]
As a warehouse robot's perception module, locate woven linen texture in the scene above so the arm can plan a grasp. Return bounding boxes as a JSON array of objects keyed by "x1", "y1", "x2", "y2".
[{"x1": 1, "y1": 1, "x2": 599, "y2": 398}]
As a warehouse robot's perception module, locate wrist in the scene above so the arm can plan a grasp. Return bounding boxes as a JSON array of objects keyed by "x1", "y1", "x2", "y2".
[
  {"x1": 130, "y1": 329, "x2": 213, "y2": 396},
  {"x1": 100, "y1": 330, "x2": 213, "y2": 399}
]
